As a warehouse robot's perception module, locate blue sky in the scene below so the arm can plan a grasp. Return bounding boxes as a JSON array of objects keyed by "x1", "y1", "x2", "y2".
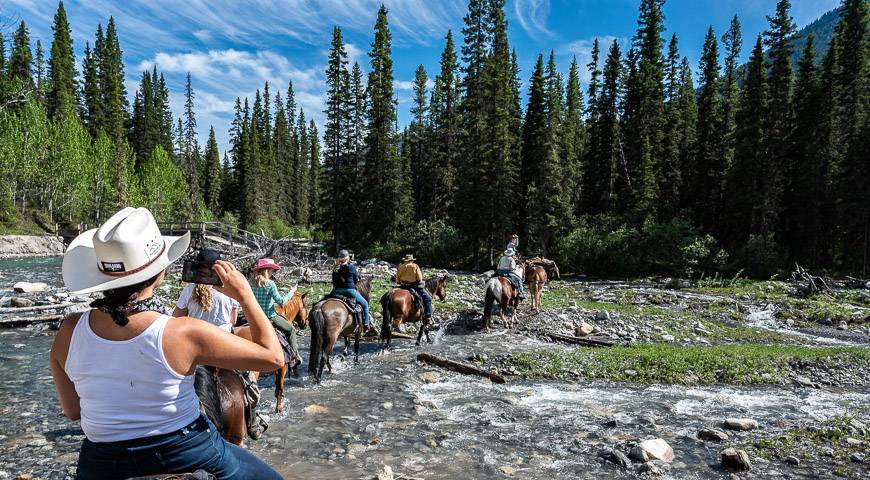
[{"x1": 6, "y1": 0, "x2": 840, "y2": 153}]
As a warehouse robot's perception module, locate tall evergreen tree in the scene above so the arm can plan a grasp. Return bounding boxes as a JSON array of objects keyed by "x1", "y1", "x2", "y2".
[
  {"x1": 203, "y1": 127, "x2": 222, "y2": 213},
  {"x1": 182, "y1": 73, "x2": 200, "y2": 212},
  {"x1": 721, "y1": 15, "x2": 742, "y2": 173},
  {"x1": 296, "y1": 110, "x2": 311, "y2": 225},
  {"x1": 761, "y1": 0, "x2": 797, "y2": 235},
  {"x1": 0, "y1": 32, "x2": 6, "y2": 77},
  {"x1": 362, "y1": 6, "x2": 409, "y2": 241},
  {"x1": 586, "y1": 38, "x2": 602, "y2": 119},
  {"x1": 272, "y1": 92, "x2": 293, "y2": 224},
  {"x1": 659, "y1": 34, "x2": 690, "y2": 220},
  {"x1": 410, "y1": 64, "x2": 431, "y2": 220},
  {"x1": 428, "y1": 30, "x2": 460, "y2": 221},
  {"x1": 34, "y1": 40, "x2": 45, "y2": 99},
  {"x1": 130, "y1": 70, "x2": 155, "y2": 168},
  {"x1": 80, "y1": 40, "x2": 100, "y2": 136},
  {"x1": 323, "y1": 27, "x2": 351, "y2": 246},
  {"x1": 9, "y1": 21, "x2": 33, "y2": 87},
  {"x1": 563, "y1": 56, "x2": 585, "y2": 209},
  {"x1": 98, "y1": 18, "x2": 130, "y2": 207},
  {"x1": 47, "y1": 1, "x2": 77, "y2": 118},
  {"x1": 692, "y1": 26, "x2": 726, "y2": 234},
  {"x1": 307, "y1": 120, "x2": 320, "y2": 227},
  {"x1": 724, "y1": 36, "x2": 768, "y2": 245}
]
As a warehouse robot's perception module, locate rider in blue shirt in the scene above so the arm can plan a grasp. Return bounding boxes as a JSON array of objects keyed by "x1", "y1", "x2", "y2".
[{"x1": 329, "y1": 250, "x2": 371, "y2": 329}]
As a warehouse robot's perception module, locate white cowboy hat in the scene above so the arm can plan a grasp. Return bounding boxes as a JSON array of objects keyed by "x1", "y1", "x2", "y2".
[
  {"x1": 504, "y1": 248, "x2": 516, "y2": 257},
  {"x1": 62, "y1": 207, "x2": 190, "y2": 294}
]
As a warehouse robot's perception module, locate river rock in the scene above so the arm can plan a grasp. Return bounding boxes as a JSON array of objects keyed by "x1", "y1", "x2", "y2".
[
  {"x1": 845, "y1": 437, "x2": 863, "y2": 447},
  {"x1": 418, "y1": 371, "x2": 441, "y2": 384},
  {"x1": 596, "y1": 310, "x2": 611, "y2": 322},
  {"x1": 837, "y1": 322, "x2": 848, "y2": 331},
  {"x1": 721, "y1": 448, "x2": 752, "y2": 471},
  {"x1": 697, "y1": 428, "x2": 729, "y2": 442},
  {"x1": 629, "y1": 445, "x2": 649, "y2": 462},
  {"x1": 499, "y1": 465, "x2": 517, "y2": 476},
  {"x1": 599, "y1": 448, "x2": 631, "y2": 469},
  {"x1": 661, "y1": 334, "x2": 675, "y2": 342},
  {"x1": 723, "y1": 418, "x2": 758, "y2": 431},
  {"x1": 13, "y1": 282, "x2": 48, "y2": 293},
  {"x1": 575, "y1": 322, "x2": 594, "y2": 337},
  {"x1": 784, "y1": 455, "x2": 800, "y2": 466},
  {"x1": 375, "y1": 465, "x2": 394, "y2": 480},
  {"x1": 851, "y1": 452, "x2": 865, "y2": 463},
  {"x1": 637, "y1": 461, "x2": 664, "y2": 475},
  {"x1": 303, "y1": 404, "x2": 330, "y2": 415},
  {"x1": 9, "y1": 297, "x2": 34, "y2": 308},
  {"x1": 639, "y1": 439, "x2": 674, "y2": 463}
]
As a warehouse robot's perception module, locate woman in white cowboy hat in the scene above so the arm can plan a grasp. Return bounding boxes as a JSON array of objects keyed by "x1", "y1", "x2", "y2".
[
  {"x1": 249, "y1": 258, "x2": 301, "y2": 366},
  {"x1": 49, "y1": 207, "x2": 284, "y2": 480},
  {"x1": 496, "y1": 247, "x2": 525, "y2": 300}
]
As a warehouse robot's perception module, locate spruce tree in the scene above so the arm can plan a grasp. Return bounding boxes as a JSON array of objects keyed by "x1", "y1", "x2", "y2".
[
  {"x1": 323, "y1": 27, "x2": 350, "y2": 246},
  {"x1": 659, "y1": 34, "x2": 694, "y2": 220},
  {"x1": 307, "y1": 120, "x2": 320, "y2": 227},
  {"x1": 362, "y1": 6, "x2": 409, "y2": 241},
  {"x1": 154, "y1": 70, "x2": 175, "y2": 159},
  {"x1": 563, "y1": 57, "x2": 585, "y2": 209},
  {"x1": 130, "y1": 70, "x2": 156, "y2": 169},
  {"x1": 761, "y1": 0, "x2": 797, "y2": 235},
  {"x1": 203, "y1": 127, "x2": 222, "y2": 213},
  {"x1": 272, "y1": 93, "x2": 293, "y2": 224},
  {"x1": 410, "y1": 64, "x2": 430, "y2": 220},
  {"x1": 34, "y1": 40, "x2": 45, "y2": 100},
  {"x1": 296, "y1": 110, "x2": 311, "y2": 225},
  {"x1": 721, "y1": 15, "x2": 742, "y2": 173},
  {"x1": 429, "y1": 30, "x2": 460, "y2": 221},
  {"x1": 47, "y1": 1, "x2": 77, "y2": 118},
  {"x1": 693, "y1": 26, "x2": 726, "y2": 234},
  {"x1": 81, "y1": 40, "x2": 99, "y2": 136},
  {"x1": 9, "y1": 21, "x2": 33, "y2": 87},
  {"x1": 182, "y1": 73, "x2": 200, "y2": 212},
  {"x1": 586, "y1": 39, "x2": 601, "y2": 119},
  {"x1": 0, "y1": 32, "x2": 6, "y2": 77},
  {"x1": 99, "y1": 18, "x2": 130, "y2": 208},
  {"x1": 724, "y1": 36, "x2": 768, "y2": 246}
]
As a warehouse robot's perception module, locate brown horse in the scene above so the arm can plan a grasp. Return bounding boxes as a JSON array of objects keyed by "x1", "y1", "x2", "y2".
[
  {"x1": 482, "y1": 267, "x2": 525, "y2": 331},
  {"x1": 234, "y1": 291, "x2": 309, "y2": 413},
  {"x1": 195, "y1": 366, "x2": 248, "y2": 446},
  {"x1": 524, "y1": 264, "x2": 548, "y2": 313},
  {"x1": 307, "y1": 277, "x2": 373, "y2": 383},
  {"x1": 379, "y1": 275, "x2": 449, "y2": 349}
]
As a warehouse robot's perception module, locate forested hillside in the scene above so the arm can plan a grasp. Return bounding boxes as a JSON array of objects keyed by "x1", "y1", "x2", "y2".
[{"x1": 0, "y1": 0, "x2": 867, "y2": 277}]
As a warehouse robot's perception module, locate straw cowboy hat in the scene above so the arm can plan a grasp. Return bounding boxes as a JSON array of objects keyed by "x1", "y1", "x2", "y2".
[
  {"x1": 402, "y1": 254, "x2": 416, "y2": 262},
  {"x1": 504, "y1": 248, "x2": 516, "y2": 257},
  {"x1": 254, "y1": 258, "x2": 281, "y2": 271},
  {"x1": 62, "y1": 207, "x2": 190, "y2": 294}
]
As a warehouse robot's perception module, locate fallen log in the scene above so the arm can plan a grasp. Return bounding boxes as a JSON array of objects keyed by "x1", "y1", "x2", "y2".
[
  {"x1": 547, "y1": 332, "x2": 617, "y2": 347},
  {"x1": 0, "y1": 302, "x2": 77, "y2": 314},
  {"x1": 0, "y1": 314, "x2": 63, "y2": 328},
  {"x1": 417, "y1": 353, "x2": 506, "y2": 384}
]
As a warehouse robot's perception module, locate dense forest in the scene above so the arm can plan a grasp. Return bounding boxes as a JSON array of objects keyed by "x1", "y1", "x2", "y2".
[{"x1": 0, "y1": 0, "x2": 867, "y2": 277}]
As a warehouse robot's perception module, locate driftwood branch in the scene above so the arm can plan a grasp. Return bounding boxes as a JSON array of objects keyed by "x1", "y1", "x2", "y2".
[
  {"x1": 0, "y1": 302, "x2": 76, "y2": 314},
  {"x1": 0, "y1": 314, "x2": 63, "y2": 328},
  {"x1": 547, "y1": 332, "x2": 616, "y2": 347},
  {"x1": 417, "y1": 353, "x2": 506, "y2": 384}
]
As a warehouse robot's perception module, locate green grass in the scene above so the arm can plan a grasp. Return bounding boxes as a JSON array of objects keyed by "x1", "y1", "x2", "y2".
[{"x1": 509, "y1": 344, "x2": 870, "y2": 385}]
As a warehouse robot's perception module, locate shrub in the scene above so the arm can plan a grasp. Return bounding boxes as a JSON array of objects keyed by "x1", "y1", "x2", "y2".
[
  {"x1": 556, "y1": 216, "x2": 642, "y2": 276},
  {"x1": 398, "y1": 220, "x2": 468, "y2": 268},
  {"x1": 641, "y1": 219, "x2": 728, "y2": 277},
  {"x1": 733, "y1": 233, "x2": 784, "y2": 279}
]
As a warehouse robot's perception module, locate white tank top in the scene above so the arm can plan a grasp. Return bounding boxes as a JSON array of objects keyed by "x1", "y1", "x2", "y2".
[{"x1": 64, "y1": 310, "x2": 200, "y2": 443}]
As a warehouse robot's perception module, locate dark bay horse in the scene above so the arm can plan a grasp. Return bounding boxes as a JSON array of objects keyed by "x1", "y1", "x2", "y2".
[
  {"x1": 195, "y1": 366, "x2": 248, "y2": 446},
  {"x1": 234, "y1": 291, "x2": 309, "y2": 413},
  {"x1": 483, "y1": 266, "x2": 524, "y2": 331},
  {"x1": 308, "y1": 277, "x2": 373, "y2": 383},
  {"x1": 380, "y1": 275, "x2": 449, "y2": 349}
]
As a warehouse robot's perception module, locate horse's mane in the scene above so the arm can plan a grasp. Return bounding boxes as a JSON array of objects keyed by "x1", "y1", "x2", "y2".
[
  {"x1": 194, "y1": 366, "x2": 224, "y2": 433},
  {"x1": 357, "y1": 275, "x2": 373, "y2": 301}
]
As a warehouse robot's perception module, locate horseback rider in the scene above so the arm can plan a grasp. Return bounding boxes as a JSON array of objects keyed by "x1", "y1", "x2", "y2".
[
  {"x1": 396, "y1": 254, "x2": 433, "y2": 323},
  {"x1": 507, "y1": 233, "x2": 519, "y2": 252},
  {"x1": 496, "y1": 247, "x2": 525, "y2": 301},
  {"x1": 249, "y1": 258, "x2": 302, "y2": 367},
  {"x1": 330, "y1": 250, "x2": 374, "y2": 335},
  {"x1": 50, "y1": 207, "x2": 283, "y2": 479}
]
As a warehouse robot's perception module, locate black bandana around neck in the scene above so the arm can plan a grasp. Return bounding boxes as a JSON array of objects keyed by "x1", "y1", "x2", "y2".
[{"x1": 127, "y1": 297, "x2": 171, "y2": 316}]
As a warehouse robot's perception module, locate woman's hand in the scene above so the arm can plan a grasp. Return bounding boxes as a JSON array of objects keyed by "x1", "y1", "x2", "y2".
[{"x1": 212, "y1": 260, "x2": 255, "y2": 303}]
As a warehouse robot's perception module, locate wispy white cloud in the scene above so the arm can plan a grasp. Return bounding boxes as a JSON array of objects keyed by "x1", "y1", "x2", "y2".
[
  {"x1": 559, "y1": 36, "x2": 626, "y2": 82},
  {"x1": 513, "y1": 0, "x2": 553, "y2": 39}
]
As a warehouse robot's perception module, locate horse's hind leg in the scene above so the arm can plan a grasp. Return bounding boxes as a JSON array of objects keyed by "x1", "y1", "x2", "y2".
[
  {"x1": 354, "y1": 332, "x2": 360, "y2": 363},
  {"x1": 275, "y1": 365, "x2": 287, "y2": 413},
  {"x1": 415, "y1": 322, "x2": 424, "y2": 347}
]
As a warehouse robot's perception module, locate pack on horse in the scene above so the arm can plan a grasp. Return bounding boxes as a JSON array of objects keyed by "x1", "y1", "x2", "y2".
[
  {"x1": 524, "y1": 257, "x2": 560, "y2": 313},
  {"x1": 483, "y1": 258, "x2": 525, "y2": 331},
  {"x1": 193, "y1": 291, "x2": 309, "y2": 447},
  {"x1": 380, "y1": 275, "x2": 449, "y2": 349},
  {"x1": 234, "y1": 291, "x2": 309, "y2": 413},
  {"x1": 308, "y1": 276, "x2": 373, "y2": 383}
]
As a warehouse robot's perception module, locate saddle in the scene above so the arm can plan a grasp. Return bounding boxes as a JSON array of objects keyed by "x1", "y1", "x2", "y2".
[
  {"x1": 396, "y1": 285, "x2": 424, "y2": 313},
  {"x1": 494, "y1": 271, "x2": 521, "y2": 292},
  {"x1": 323, "y1": 293, "x2": 366, "y2": 328}
]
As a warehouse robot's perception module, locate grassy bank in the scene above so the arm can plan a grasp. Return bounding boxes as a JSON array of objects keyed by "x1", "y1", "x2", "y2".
[{"x1": 509, "y1": 344, "x2": 870, "y2": 385}]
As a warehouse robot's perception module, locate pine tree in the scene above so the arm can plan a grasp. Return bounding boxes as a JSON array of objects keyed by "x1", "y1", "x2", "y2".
[
  {"x1": 9, "y1": 21, "x2": 33, "y2": 87},
  {"x1": 272, "y1": 92, "x2": 293, "y2": 224},
  {"x1": 34, "y1": 40, "x2": 45, "y2": 100},
  {"x1": 130, "y1": 70, "x2": 156, "y2": 169},
  {"x1": 721, "y1": 15, "x2": 742, "y2": 173},
  {"x1": 154, "y1": 69, "x2": 175, "y2": 159},
  {"x1": 583, "y1": 39, "x2": 623, "y2": 216},
  {"x1": 428, "y1": 30, "x2": 460, "y2": 221},
  {"x1": 225, "y1": 98, "x2": 245, "y2": 215},
  {"x1": 296, "y1": 109, "x2": 311, "y2": 225},
  {"x1": 563, "y1": 56, "x2": 585, "y2": 209},
  {"x1": 203, "y1": 127, "x2": 222, "y2": 213},
  {"x1": 307, "y1": 120, "x2": 320, "y2": 227},
  {"x1": 47, "y1": 1, "x2": 77, "y2": 118},
  {"x1": 0, "y1": 32, "x2": 6, "y2": 77},
  {"x1": 182, "y1": 73, "x2": 199, "y2": 212},
  {"x1": 724, "y1": 36, "x2": 768, "y2": 246},
  {"x1": 761, "y1": 0, "x2": 797, "y2": 235},
  {"x1": 362, "y1": 6, "x2": 409, "y2": 241},
  {"x1": 98, "y1": 18, "x2": 130, "y2": 208},
  {"x1": 692, "y1": 26, "x2": 726, "y2": 234},
  {"x1": 80, "y1": 40, "x2": 100, "y2": 136},
  {"x1": 410, "y1": 64, "x2": 430, "y2": 220},
  {"x1": 586, "y1": 39, "x2": 601, "y2": 119},
  {"x1": 323, "y1": 27, "x2": 351, "y2": 246},
  {"x1": 659, "y1": 34, "x2": 682, "y2": 219}
]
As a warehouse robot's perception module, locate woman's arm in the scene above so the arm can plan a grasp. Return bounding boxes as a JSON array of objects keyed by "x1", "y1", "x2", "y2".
[
  {"x1": 168, "y1": 262, "x2": 283, "y2": 373},
  {"x1": 269, "y1": 281, "x2": 288, "y2": 305},
  {"x1": 230, "y1": 307, "x2": 239, "y2": 326},
  {"x1": 49, "y1": 314, "x2": 81, "y2": 420}
]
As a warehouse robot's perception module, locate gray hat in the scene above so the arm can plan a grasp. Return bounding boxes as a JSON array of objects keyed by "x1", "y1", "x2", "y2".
[{"x1": 338, "y1": 249, "x2": 350, "y2": 259}]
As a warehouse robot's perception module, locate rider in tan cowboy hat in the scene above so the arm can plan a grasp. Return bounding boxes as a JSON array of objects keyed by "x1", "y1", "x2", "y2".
[{"x1": 396, "y1": 254, "x2": 432, "y2": 322}]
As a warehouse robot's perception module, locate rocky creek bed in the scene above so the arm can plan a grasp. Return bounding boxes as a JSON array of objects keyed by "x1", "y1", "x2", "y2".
[{"x1": 1, "y1": 257, "x2": 868, "y2": 479}]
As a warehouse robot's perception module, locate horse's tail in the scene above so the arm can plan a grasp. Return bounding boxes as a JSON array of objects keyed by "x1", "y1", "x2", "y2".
[
  {"x1": 308, "y1": 306, "x2": 325, "y2": 380},
  {"x1": 380, "y1": 291, "x2": 392, "y2": 342},
  {"x1": 195, "y1": 365, "x2": 224, "y2": 433},
  {"x1": 484, "y1": 278, "x2": 501, "y2": 321}
]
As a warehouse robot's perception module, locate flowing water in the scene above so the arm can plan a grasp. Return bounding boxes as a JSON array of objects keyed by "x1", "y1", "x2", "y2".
[{"x1": 0, "y1": 257, "x2": 867, "y2": 479}]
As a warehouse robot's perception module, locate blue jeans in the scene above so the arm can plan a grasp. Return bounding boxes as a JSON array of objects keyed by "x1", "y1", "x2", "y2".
[
  {"x1": 404, "y1": 284, "x2": 433, "y2": 317},
  {"x1": 76, "y1": 415, "x2": 282, "y2": 480},
  {"x1": 332, "y1": 287, "x2": 370, "y2": 326},
  {"x1": 496, "y1": 269, "x2": 524, "y2": 295}
]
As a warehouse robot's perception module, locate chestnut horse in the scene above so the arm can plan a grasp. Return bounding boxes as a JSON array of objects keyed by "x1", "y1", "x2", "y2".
[
  {"x1": 524, "y1": 265, "x2": 548, "y2": 313},
  {"x1": 195, "y1": 365, "x2": 248, "y2": 446},
  {"x1": 379, "y1": 275, "x2": 449, "y2": 349},
  {"x1": 234, "y1": 291, "x2": 309, "y2": 413},
  {"x1": 308, "y1": 277, "x2": 373, "y2": 383}
]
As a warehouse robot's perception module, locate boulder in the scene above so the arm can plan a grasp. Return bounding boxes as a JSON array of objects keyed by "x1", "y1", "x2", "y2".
[
  {"x1": 629, "y1": 445, "x2": 649, "y2": 462},
  {"x1": 303, "y1": 404, "x2": 330, "y2": 415},
  {"x1": 851, "y1": 452, "x2": 865, "y2": 463},
  {"x1": 376, "y1": 465, "x2": 394, "y2": 480},
  {"x1": 661, "y1": 334, "x2": 675, "y2": 342},
  {"x1": 575, "y1": 322, "x2": 595, "y2": 337},
  {"x1": 639, "y1": 438, "x2": 674, "y2": 463},
  {"x1": 418, "y1": 371, "x2": 441, "y2": 384},
  {"x1": 697, "y1": 428, "x2": 729, "y2": 442},
  {"x1": 10, "y1": 297, "x2": 35, "y2": 308},
  {"x1": 720, "y1": 448, "x2": 752, "y2": 471},
  {"x1": 784, "y1": 455, "x2": 800, "y2": 466},
  {"x1": 599, "y1": 448, "x2": 631, "y2": 469},
  {"x1": 595, "y1": 310, "x2": 611, "y2": 322},
  {"x1": 13, "y1": 281, "x2": 48, "y2": 293},
  {"x1": 723, "y1": 418, "x2": 758, "y2": 431}
]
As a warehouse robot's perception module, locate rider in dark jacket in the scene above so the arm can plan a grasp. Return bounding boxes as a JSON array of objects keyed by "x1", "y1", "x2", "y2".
[{"x1": 329, "y1": 250, "x2": 371, "y2": 329}]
